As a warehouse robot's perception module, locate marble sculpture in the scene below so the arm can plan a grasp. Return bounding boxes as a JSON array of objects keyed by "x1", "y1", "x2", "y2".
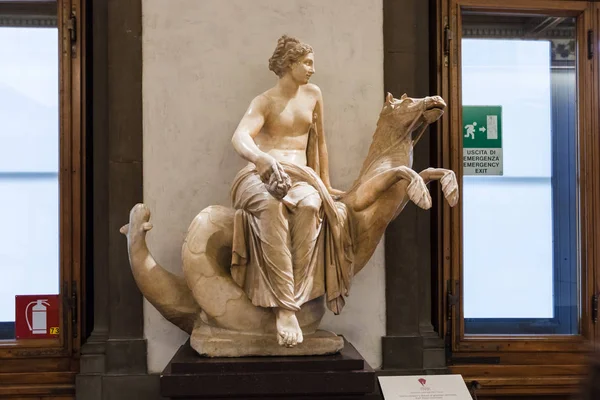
[{"x1": 121, "y1": 35, "x2": 458, "y2": 357}]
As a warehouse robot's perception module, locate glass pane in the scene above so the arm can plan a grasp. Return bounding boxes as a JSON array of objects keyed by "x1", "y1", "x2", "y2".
[
  {"x1": 461, "y1": 13, "x2": 578, "y2": 335},
  {"x1": 0, "y1": 27, "x2": 59, "y2": 340}
]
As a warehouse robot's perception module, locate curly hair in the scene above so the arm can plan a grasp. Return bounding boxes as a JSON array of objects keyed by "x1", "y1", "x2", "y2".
[{"x1": 268, "y1": 35, "x2": 313, "y2": 78}]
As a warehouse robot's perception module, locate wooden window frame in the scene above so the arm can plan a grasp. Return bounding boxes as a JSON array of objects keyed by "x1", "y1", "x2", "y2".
[
  {"x1": 0, "y1": 0, "x2": 84, "y2": 398},
  {"x1": 594, "y1": 0, "x2": 600, "y2": 360},
  {"x1": 436, "y1": 0, "x2": 598, "y2": 396}
]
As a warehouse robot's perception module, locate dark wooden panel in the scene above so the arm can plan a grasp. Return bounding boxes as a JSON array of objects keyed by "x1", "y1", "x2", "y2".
[
  {"x1": 0, "y1": 372, "x2": 76, "y2": 385},
  {"x1": 0, "y1": 1, "x2": 56, "y2": 16},
  {"x1": 0, "y1": 358, "x2": 73, "y2": 374},
  {"x1": 0, "y1": 383, "x2": 74, "y2": 397}
]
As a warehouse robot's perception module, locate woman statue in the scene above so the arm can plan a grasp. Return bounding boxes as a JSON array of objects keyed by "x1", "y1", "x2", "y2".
[
  {"x1": 230, "y1": 35, "x2": 347, "y2": 349},
  {"x1": 121, "y1": 34, "x2": 453, "y2": 356}
]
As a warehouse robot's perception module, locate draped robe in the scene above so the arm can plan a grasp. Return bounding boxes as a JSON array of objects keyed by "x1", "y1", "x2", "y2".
[{"x1": 230, "y1": 127, "x2": 354, "y2": 314}]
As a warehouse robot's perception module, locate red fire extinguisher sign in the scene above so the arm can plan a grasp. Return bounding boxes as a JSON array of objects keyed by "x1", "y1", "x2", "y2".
[{"x1": 15, "y1": 294, "x2": 60, "y2": 339}]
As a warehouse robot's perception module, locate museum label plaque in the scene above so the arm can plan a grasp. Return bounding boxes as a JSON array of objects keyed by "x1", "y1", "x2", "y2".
[{"x1": 378, "y1": 374, "x2": 472, "y2": 399}]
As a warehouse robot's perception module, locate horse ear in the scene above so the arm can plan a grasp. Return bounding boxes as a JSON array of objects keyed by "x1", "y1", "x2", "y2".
[
  {"x1": 385, "y1": 92, "x2": 394, "y2": 104},
  {"x1": 401, "y1": 93, "x2": 408, "y2": 100}
]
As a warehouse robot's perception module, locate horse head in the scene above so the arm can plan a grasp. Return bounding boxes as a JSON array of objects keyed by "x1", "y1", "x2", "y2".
[{"x1": 377, "y1": 92, "x2": 446, "y2": 144}]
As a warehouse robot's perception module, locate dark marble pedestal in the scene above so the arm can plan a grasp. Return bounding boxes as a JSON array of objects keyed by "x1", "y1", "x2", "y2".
[{"x1": 161, "y1": 339, "x2": 382, "y2": 399}]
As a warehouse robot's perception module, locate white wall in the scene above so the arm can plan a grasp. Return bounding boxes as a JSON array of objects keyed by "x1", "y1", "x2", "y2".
[{"x1": 142, "y1": 0, "x2": 384, "y2": 373}]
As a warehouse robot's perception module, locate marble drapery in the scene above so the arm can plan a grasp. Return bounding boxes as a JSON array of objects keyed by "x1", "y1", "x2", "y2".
[{"x1": 230, "y1": 162, "x2": 354, "y2": 314}]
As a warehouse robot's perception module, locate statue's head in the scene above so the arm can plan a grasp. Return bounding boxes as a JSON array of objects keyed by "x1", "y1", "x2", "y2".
[
  {"x1": 269, "y1": 35, "x2": 314, "y2": 84},
  {"x1": 379, "y1": 92, "x2": 446, "y2": 139}
]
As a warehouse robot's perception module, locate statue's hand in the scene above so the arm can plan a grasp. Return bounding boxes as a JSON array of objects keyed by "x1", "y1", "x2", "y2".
[
  {"x1": 327, "y1": 187, "x2": 345, "y2": 200},
  {"x1": 256, "y1": 154, "x2": 281, "y2": 181},
  {"x1": 267, "y1": 172, "x2": 292, "y2": 200},
  {"x1": 256, "y1": 154, "x2": 291, "y2": 199}
]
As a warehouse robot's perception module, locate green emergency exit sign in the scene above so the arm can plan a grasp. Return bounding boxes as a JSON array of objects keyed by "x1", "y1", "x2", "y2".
[{"x1": 463, "y1": 106, "x2": 503, "y2": 175}]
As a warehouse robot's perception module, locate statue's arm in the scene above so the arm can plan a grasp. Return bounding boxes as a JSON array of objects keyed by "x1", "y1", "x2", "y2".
[
  {"x1": 232, "y1": 96, "x2": 269, "y2": 164},
  {"x1": 232, "y1": 96, "x2": 287, "y2": 184},
  {"x1": 313, "y1": 86, "x2": 344, "y2": 196}
]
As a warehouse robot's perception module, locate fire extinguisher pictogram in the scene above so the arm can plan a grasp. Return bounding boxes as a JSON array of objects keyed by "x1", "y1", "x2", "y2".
[
  {"x1": 26, "y1": 299, "x2": 50, "y2": 335},
  {"x1": 15, "y1": 295, "x2": 59, "y2": 339}
]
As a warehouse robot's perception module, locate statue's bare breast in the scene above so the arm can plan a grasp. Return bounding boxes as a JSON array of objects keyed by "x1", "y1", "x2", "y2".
[{"x1": 254, "y1": 88, "x2": 317, "y2": 166}]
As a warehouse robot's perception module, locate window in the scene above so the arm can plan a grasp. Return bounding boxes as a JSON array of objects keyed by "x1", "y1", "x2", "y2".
[
  {"x1": 462, "y1": 33, "x2": 578, "y2": 336},
  {"x1": 0, "y1": 26, "x2": 60, "y2": 340},
  {"x1": 0, "y1": 0, "x2": 83, "y2": 398},
  {"x1": 438, "y1": 0, "x2": 598, "y2": 396}
]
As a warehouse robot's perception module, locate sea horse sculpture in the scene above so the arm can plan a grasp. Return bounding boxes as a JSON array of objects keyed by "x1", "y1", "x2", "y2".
[{"x1": 120, "y1": 92, "x2": 458, "y2": 357}]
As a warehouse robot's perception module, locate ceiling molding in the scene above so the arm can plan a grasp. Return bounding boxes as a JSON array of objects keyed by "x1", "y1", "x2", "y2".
[
  {"x1": 463, "y1": 26, "x2": 574, "y2": 39},
  {"x1": 0, "y1": 15, "x2": 56, "y2": 27}
]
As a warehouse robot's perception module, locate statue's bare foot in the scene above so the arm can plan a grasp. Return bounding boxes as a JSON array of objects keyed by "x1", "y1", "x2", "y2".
[{"x1": 275, "y1": 308, "x2": 303, "y2": 347}]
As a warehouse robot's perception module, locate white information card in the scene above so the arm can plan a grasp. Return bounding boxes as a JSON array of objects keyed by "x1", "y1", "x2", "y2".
[{"x1": 378, "y1": 375, "x2": 473, "y2": 400}]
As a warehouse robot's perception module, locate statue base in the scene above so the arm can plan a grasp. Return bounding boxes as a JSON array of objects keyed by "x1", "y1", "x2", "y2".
[
  {"x1": 191, "y1": 328, "x2": 344, "y2": 357},
  {"x1": 161, "y1": 338, "x2": 382, "y2": 399}
]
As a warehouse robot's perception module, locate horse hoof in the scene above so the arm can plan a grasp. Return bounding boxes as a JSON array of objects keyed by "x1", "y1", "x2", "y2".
[
  {"x1": 407, "y1": 178, "x2": 432, "y2": 210},
  {"x1": 440, "y1": 172, "x2": 459, "y2": 207},
  {"x1": 446, "y1": 189, "x2": 459, "y2": 207}
]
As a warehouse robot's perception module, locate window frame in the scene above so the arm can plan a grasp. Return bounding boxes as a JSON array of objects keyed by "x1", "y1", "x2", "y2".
[
  {"x1": 437, "y1": 0, "x2": 597, "y2": 395},
  {"x1": 0, "y1": 0, "x2": 84, "y2": 397},
  {"x1": 593, "y1": 1, "x2": 600, "y2": 351}
]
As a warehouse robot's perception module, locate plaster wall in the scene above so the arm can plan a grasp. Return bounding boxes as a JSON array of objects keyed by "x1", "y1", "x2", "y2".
[{"x1": 142, "y1": 0, "x2": 384, "y2": 373}]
